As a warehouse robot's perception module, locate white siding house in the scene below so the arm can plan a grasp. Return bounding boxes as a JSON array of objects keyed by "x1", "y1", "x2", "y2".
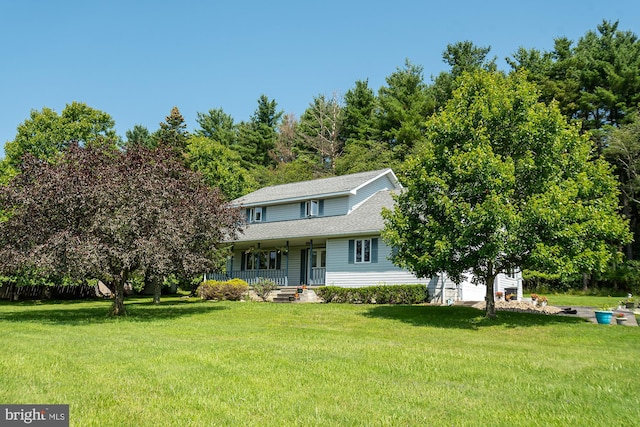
[{"x1": 214, "y1": 169, "x2": 523, "y2": 302}]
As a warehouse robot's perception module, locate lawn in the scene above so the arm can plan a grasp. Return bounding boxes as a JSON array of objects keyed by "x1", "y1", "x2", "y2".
[
  {"x1": 526, "y1": 293, "x2": 633, "y2": 309},
  {"x1": 0, "y1": 297, "x2": 638, "y2": 426}
]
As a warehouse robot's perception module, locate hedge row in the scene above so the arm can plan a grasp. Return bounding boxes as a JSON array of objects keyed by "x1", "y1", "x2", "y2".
[
  {"x1": 315, "y1": 285, "x2": 429, "y2": 304},
  {"x1": 197, "y1": 279, "x2": 249, "y2": 301}
]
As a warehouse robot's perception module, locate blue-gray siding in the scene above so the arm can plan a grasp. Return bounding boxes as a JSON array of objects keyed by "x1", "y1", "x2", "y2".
[{"x1": 348, "y1": 175, "x2": 396, "y2": 212}]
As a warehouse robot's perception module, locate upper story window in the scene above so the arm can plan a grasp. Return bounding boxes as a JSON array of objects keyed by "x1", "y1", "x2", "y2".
[
  {"x1": 247, "y1": 207, "x2": 264, "y2": 223},
  {"x1": 306, "y1": 200, "x2": 319, "y2": 217},
  {"x1": 301, "y1": 199, "x2": 323, "y2": 218}
]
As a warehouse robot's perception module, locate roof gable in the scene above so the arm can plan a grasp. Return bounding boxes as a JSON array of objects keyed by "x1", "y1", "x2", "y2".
[
  {"x1": 233, "y1": 169, "x2": 401, "y2": 206},
  {"x1": 232, "y1": 189, "x2": 398, "y2": 243}
]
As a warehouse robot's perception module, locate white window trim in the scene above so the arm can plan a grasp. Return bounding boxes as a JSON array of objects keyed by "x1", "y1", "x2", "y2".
[
  {"x1": 306, "y1": 200, "x2": 319, "y2": 217},
  {"x1": 245, "y1": 250, "x2": 280, "y2": 270},
  {"x1": 250, "y1": 207, "x2": 263, "y2": 223},
  {"x1": 354, "y1": 239, "x2": 371, "y2": 264}
]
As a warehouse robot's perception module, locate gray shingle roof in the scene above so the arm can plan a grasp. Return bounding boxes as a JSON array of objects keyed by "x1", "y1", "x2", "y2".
[
  {"x1": 233, "y1": 168, "x2": 399, "y2": 206},
  {"x1": 232, "y1": 190, "x2": 397, "y2": 243}
]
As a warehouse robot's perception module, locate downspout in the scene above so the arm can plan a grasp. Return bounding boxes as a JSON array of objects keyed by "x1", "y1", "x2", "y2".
[{"x1": 441, "y1": 273, "x2": 446, "y2": 305}]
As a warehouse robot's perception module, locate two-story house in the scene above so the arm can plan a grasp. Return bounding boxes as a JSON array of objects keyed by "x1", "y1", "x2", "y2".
[{"x1": 214, "y1": 169, "x2": 522, "y2": 303}]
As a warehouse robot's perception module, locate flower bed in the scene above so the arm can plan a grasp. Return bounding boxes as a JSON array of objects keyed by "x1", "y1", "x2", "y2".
[{"x1": 472, "y1": 300, "x2": 562, "y2": 315}]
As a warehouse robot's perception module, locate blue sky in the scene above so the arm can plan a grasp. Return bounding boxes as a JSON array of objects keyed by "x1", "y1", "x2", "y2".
[{"x1": 1, "y1": 1, "x2": 639, "y2": 158}]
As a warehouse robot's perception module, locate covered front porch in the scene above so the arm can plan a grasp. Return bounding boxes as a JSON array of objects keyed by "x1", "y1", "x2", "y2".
[{"x1": 207, "y1": 238, "x2": 327, "y2": 286}]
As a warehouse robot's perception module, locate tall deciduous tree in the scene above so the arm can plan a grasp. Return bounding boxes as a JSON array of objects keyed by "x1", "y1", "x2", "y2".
[
  {"x1": 605, "y1": 114, "x2": 640, "y2": 259},
  {"x1": 383, "y1": 70, "x2": 630, "y2": 317},
  {"x1": 185, "y1": 135, "x2": 256, "y2": 200},
  {"x1": 299, "y1": 93, "x2": 344, "y2": 173},
  {"x1": 4, "y1": 102, "x2": 118, "y2": 167},
  {"x1": 0, "y1": 143, "x2": 243, "y2": 315}
]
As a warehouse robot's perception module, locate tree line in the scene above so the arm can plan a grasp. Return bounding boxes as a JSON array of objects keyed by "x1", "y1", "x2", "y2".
[{"x1": 1, "y1": 19, "x2": 640, "y2": 295}]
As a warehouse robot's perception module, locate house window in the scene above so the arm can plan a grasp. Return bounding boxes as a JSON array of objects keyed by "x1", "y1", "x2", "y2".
[
  {"x1": 249, "y1": 207, "x2": 263, "y2": 223},
  {"x1": 506, "y1": 268, "x2": 517, "y2": 279},
  {"x1": 244, "y1": 250, "x2": 281, "y2": 270},
  {"x1": 355, "y1": 239, "x2": 371, "y2": 263},
  {"x1": 306, "y1": 200, "x2": 319, "y2": 217},
  {"x1": 348, "y1": 238, "x2": 378, "y2": 264},
  {"x1": 312, "y1": 249, "x2": 326, "y2": 268}
]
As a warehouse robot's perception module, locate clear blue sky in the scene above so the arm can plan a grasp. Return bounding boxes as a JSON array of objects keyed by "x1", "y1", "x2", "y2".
[{"x1": 1, "y1": 0, "x2": 638, "y2": 158}]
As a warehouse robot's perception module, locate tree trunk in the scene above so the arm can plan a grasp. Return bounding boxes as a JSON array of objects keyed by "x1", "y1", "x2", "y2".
[
  {"x1": 582, "y1": 273, "x2": 589, "y2": 292},
  {"x1": 109, "y1": 270, "x2": 129, "y2": 316},
  {"x1": 485, "y1": 265, "x2": 497, "y2": 318},
  {"x1": 623, "y1": 193, "x2": 633, "y2": 260},
  {"x1": 153, "y1": 280, "x2": 162, "y2": 304}
]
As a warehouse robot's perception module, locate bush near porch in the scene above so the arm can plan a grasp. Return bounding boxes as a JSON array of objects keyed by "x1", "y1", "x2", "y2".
[
  {"x1": 316, "y1": 284, "x2": 429, "y2": 304},
  {"x1": 196, "y1": 279, "x2": 249, "y2": 301}
]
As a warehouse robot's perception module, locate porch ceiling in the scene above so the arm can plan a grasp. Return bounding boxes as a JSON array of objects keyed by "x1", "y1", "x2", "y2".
[{"x1": 232, "y1": 237, "x2": 326, "y2": 250}]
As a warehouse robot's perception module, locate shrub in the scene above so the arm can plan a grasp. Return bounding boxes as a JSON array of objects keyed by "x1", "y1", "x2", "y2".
[
  {"x1": 253, "y1": 278, "x2": 278, "y2": 301},
  {"x1": 197, "y1": 279, "x2": 249, "y2": 301},
  {"x1": 316, "y1": 285, "x2": 428, "y2": 305}
]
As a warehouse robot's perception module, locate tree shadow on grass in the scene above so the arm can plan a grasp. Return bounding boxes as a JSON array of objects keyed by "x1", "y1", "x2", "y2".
[
  {"x1": 0, "y1": 298, "x2": 228, "y2": 325},
  {"x1": 363, "y1": 305, "x2": 588, "y2": 330}
]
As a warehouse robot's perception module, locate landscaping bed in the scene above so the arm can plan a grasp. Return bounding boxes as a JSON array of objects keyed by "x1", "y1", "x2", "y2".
[{"x1": 472, "y1": 299, "x2": 562, "y2": 314}]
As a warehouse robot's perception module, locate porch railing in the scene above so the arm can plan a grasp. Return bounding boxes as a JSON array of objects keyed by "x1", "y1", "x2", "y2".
[
  {"x1": 205, "y1": 270, "x2": 289, "y2": 287},
  {"x1": 205, "y1": 268, "x2": 327, "y2": 287},
  {"x1": 309, "y1": 267, "x2": 326, "y2": 286}
]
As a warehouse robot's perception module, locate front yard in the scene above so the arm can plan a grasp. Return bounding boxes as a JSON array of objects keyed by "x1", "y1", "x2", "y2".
[{"x1": 0, "y1": 297, "x2": 638, "y2": 426}]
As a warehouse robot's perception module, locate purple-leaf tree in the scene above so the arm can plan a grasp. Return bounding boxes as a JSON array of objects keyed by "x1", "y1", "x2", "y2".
[{"x1": 0, "y1": 142, "x2": 243, "y2": 315}]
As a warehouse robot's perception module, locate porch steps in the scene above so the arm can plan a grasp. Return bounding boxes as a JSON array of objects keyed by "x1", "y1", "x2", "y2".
[{"x1": 272, "y1": 287, "x2": 299, "y2": 303}]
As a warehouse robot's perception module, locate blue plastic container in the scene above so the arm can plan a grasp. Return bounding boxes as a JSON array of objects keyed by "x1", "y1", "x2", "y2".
[{"x1": 594, "y1": 311, "x2": 613, "y2": 325}]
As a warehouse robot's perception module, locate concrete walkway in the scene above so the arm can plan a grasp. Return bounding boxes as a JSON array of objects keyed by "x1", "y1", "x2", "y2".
[{"x1": 557, "y1": 306, "x2": 639, "y2": 326}]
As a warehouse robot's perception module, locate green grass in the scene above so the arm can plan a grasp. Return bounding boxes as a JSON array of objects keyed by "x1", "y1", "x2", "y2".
[
  {"x1": 1, "y1": 297, "x2": 639, "y2": 426},
  {"x1": 527, "y1": 293, "x2": 632, "y2": 308}
]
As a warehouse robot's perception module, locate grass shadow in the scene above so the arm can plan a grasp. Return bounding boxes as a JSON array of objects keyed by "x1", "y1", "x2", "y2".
[
  {"x1": 363, "y1": 305, "x2": 588, "y2": 330},
  {"x1": 0, "y1": 297, "x2": 227, "y2": 325}
]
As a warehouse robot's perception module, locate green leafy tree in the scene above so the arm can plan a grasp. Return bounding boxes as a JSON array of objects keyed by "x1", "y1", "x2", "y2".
[
  {"x1": 4, "y1": 102, "x2": 118, "y2": 167},
  {"x1": 605, "y1": 114, "x2": 640, "y2": 259},
  {"x1": 185, "y1": 135, "x2": 256, "y2": 200},
  {"x1": 383, "y1": 70, "x2": 630, "y2": 318}
]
